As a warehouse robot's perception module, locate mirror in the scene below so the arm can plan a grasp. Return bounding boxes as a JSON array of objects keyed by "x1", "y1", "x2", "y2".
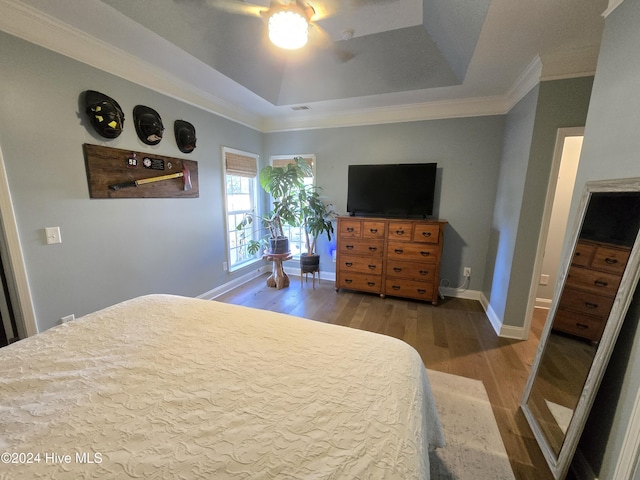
[{"x1": 521, "y1": 178, "x2": 640, "y2": 479}]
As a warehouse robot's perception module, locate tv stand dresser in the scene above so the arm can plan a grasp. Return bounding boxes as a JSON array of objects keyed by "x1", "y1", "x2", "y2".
[{"x1": 335, "y1": 216, "x2": 447, "y2": 305}]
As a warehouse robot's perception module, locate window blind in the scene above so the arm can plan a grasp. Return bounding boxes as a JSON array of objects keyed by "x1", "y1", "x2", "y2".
[{"x1": 225, "y1": 152, "x2": 257, "y2": 178}]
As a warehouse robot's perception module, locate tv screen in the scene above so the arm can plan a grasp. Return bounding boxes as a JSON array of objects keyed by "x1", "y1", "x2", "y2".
[{"x1": 347, "y1": 163, "x2": 437, "y2": 218}]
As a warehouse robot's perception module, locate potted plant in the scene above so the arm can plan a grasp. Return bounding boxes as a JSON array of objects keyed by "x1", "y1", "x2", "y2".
[
  {"x1": 299, "y1": 184, "x2": 336, "y2": 273},
  {"x1": 237, "y1": 157, "x2": 311, "y2": 255}
]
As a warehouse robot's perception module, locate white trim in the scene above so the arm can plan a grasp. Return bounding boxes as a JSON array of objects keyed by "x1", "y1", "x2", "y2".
[
  {"x1": 0, "y1": 144, "x2": 37, "y2": 337},
  {"x1": 198, "y1": 266, "x2": 266, "y2": 300},
  {"x1": 522, "y1": 127, "x2": 584, "y2": 344},
  {"x1": 602, "y1": 0, "x2": 625, "y2": 18},
  {"x1": 612, "y1": 389, "x2": 640, "y2": 480},
  {"x1": 0, "y1": 0, "x2": 549, "y2": 133}
]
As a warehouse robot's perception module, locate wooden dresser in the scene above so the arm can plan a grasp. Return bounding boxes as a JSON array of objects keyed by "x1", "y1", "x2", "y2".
[
  {"x1": 553, "y1": 239, "x2": 631, "y2": 342},
  {"x1": 335, "y1": 216, "x2": 447, "y2": 305}
]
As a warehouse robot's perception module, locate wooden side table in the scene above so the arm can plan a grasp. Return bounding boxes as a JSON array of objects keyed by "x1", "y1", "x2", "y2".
[{"x1": 262, "y1": 252, "x2": 292, "y2": 289}]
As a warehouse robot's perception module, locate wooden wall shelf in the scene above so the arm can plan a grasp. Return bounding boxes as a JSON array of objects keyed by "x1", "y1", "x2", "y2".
[{"x1": 83, "y1": 144, "x2": 199, "y2": 198}]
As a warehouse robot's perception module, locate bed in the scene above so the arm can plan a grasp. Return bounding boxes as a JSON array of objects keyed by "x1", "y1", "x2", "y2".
[{"x1": 0, "y1": 294, "x2": 444, "y2": 479}]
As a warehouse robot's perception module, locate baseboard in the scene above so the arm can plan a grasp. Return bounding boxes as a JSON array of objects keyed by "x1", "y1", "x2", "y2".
[
  {"x1": 198, "y1": 266, "x2": 267, "y2": 300},
  {"x1": 535, "y1": 297, "x2": 552, "y2": 309},
  {"x1": 479, "y1": 292, "x2": 528, "y2": 339}
]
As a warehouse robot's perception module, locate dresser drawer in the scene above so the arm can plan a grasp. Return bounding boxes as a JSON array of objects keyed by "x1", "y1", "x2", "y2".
[
  {"x1": 338, "y1": 254, "x2": 383, "y2": 275},
  {"x1": 339, "y1": 273, "x2": 382, "y2": 293},
  {"x1": 557, "y1": 286, "x2": 615, "y2": 320},
  {"x1": 384, "y1": 278, "x2": 435, "y2": 301},
  {"x1": 387, "y1": 241, "x2": 438, "y2": 262},
  {"x1": 386, "y1": 260, "x2": 436, "y2": 282},
  {"x1": 566, "y1": 266, "x2": 622, "y2": 297},
  {"x1": 553, "y1": 308, "x2": 606, "y2": 342},
  {"x1": 339, "y1": 219, "x2": 361, "y2": 237},
  {"x1": 592, "y1": 245, "x2": 631, "y2": 275},
  {"x1": 573, "y1": 241, "x2": 596, "y2": 267},
  {"x1": 362, "y1": 221, "x2": 386, "y2": 239},
  {"x1": 388, "y1": 222, "x2": 413, "y2": 241},
  {"x1": 412, "y1": 224, "x2": 440, "y2": 243},
  {"x1": 339, "y1": 239, "x2": 384, "y2": 256}
]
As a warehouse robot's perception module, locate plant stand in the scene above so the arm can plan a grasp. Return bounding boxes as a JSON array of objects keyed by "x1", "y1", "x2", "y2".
[
  {"x1": 301, "y1": 265, "x2": 320, "y2": 288},
  {"x1": 263, "y1": 252, "x2": 292, "y2": 289}
]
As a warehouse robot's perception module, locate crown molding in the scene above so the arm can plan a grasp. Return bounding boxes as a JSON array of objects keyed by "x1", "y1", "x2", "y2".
[
  {"x1": 0, "y1": 0, "x2": 546, "y2": 133},
  {"x1": 602, "y1": 0, "x2": 625, "y2": 17},
  {"x1": 0, "y1": 0, "x2": 264, "y2": 131}
]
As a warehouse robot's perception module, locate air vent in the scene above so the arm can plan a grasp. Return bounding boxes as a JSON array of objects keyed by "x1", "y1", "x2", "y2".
[{"x1": 291, "y1": 105, "x2": 311, "y2": 111}]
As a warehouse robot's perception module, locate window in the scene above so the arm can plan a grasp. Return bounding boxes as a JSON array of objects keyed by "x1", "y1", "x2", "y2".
[
  {"x1": 270, "y1": 155, "x2": 316, "y2": 258},
  {"x1": 223, "y1": 148, "x2": 259, "y2": 271}
]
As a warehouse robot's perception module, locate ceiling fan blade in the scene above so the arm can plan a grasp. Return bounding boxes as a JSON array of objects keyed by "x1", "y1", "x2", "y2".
[
  {"x1": 309, "y1": 23, "x2": 355, "y2": 62},
  {"x1": 205, "y1": 0, "x2": 267, "y2": 17}
]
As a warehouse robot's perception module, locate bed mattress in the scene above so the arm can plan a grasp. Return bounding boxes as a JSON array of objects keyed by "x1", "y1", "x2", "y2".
[{"x1": 0, "y1": 294, "x2": 444, "y2": 479}]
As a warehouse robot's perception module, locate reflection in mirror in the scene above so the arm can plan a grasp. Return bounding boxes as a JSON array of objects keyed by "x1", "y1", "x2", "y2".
[{"x1": 522, "y1": 180, "x2": 640, "y2": 479}]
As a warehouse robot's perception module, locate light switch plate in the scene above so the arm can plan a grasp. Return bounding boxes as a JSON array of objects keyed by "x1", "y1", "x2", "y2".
[{"x1": 45, "y1": 226, "x2": 61, "y2": 244}]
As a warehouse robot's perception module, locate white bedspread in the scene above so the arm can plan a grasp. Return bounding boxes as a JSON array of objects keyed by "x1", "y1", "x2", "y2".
[{"x1": 0, "y1": 294, "x2": 444, "y2": 479}]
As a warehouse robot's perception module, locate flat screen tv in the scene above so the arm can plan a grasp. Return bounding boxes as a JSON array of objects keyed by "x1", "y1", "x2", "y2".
[{"x1": 347, "y1": 163, "x2": 437, "y2": 218}]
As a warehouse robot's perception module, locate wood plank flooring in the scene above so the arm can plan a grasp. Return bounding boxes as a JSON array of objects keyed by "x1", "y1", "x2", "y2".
[{"x1": 215, "y1": 274, "x2": 555, "y2": 479}]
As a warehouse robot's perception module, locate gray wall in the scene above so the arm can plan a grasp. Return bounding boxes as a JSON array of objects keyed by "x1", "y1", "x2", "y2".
[
  {"x1": 566, "y1": 0, "x2": 640, "y2": 476},
  {"x1": 485, "y1": 77, "x2": 594, "y2": 328},
  {"x1": 265, "y1": 117, "x2": 505, "y2": 290},
  {"x1": 0, "y1": 32, "x2": 262, "y2": 332}
]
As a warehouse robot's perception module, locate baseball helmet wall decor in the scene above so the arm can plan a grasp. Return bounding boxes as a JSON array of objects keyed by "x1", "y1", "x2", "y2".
[
  {"x1": 174, "y1": 120, "x2": 197, "y2": 153},
  {"x1": 84, "y1": 90, "x2": 125, "y2": 139},
  {"x1": 133, "y1": 105, "x2": 164, "y2": 145}
]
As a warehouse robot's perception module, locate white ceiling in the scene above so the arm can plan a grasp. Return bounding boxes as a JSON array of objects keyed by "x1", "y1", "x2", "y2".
[{"x1": 0, "y1": 0, "x2": 609, "y2": 132}]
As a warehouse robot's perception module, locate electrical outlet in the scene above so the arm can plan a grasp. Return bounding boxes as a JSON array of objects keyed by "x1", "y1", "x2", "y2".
[
  {"x1": 540, "y1": 274, "x2": 550, "y2": 285},
  {"x1": 223, "y1": 261, "x2": 228, "y2": 271},
  {"x1": 60, "y1": 314, "x2": 75, "y2": 323},
  {"x1": 463, "y1": 267, "x2": 471, "y2": 277}
]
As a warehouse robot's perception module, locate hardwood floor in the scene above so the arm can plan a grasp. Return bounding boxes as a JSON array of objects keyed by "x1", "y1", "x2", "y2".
[{"x1": 215, "y1": 274, "x2": 555, "y2": 479}]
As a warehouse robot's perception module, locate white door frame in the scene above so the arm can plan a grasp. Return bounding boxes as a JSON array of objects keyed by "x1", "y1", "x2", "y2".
[
  {"x1": 0, "y1": 144, "x2": 37, "y2": 337},
  {"x1": 521, "y1": 126, "x2": 584, "y2": 340}
]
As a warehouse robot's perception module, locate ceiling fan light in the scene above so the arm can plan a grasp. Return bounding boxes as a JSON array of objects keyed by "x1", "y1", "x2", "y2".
[{"x1": 268, "y1": 10, "x2": 308, "y2": 50}]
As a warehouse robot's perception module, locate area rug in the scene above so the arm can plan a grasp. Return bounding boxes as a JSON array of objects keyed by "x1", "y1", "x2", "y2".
[
  {"x1": 545, "y1": 399, "x2": 573, "y2": 434},
  {"x1": 428, "y1": 369, "x2": 515, "y2": 480}
]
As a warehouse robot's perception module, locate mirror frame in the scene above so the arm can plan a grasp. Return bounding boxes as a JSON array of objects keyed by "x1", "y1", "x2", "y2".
[{"x1": 521, "y1": 177, "x2": 640, "y2": 479}]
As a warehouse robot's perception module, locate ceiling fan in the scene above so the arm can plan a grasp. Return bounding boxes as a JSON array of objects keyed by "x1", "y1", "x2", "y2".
[{"x1": 206, "y1": 0, "x2": 354, "y2": 60}]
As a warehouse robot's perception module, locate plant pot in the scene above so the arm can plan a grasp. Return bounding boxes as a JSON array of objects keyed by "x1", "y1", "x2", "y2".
[
  {"x1": 269, "y1": 237, "x2": 289, "y2": 254},
  {"x1": 300, "y1": 253, "x2": 320, "y2": 273}
]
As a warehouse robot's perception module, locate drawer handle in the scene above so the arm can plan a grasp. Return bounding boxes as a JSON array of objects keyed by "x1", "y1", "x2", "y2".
[
  {"x1": 368, "y1": 265, "x2": 376, "y2": 270},
  {"x1": 369, "y1": 246, "x2": 378, "y2": 252},
  {"x1": 394, "y1": 249, "x2": 404, "y2": 254},
  {"x1": 575, "y1": 252, "x2": 581, "y2": 257},
  {"x1": 420, "y1": 251, "x2": 431, "y2": 257},
  {"x1": 392, "y1": 285, "x2": 401, "y2": 290},
  {"x1": 417, "y1": 289, "x2": 427, "y2": 294},
  {"x1": 393, "y1": 267, "x2": 402, "y2": 272},
  {"x1": 370, "y1": 228, "x2": 378, "y2": 234},
  {"x1": 395, "y1": 230, "x2": 405, "y2": 235},
  {"x1": 422, "y1": 232, "x2": 432, "y2": 237},
  {"x1": 345, "y1": 279, "x2": 353, "y2": 284},
  {"x1": 576, "y1": 322, "x2": 589, "y2": 330},
  {"x1": 345, "y1": 262, "x2": 353, "y2": 267},
  {"x1": 585, "y1": 302, "x2": 599, "y2": 309},
  {"x1": 367, "y1": 282, "x2": 375, "y2": 287},
  {"x1": 346, "y1": 245, "x2": 354, "y2": 250},
  {"x1": 594, "y1": 280, "x2": 608, "y2": 287},
  {"x1": 419, "y1": 270, "x2": 429, "y2": 275},
  {"x1": 346, "y1": 227, "x2": 354, "y2": 232},
  {"x1": 605, "y1": 257, "x2": 618, "y2": 264}
]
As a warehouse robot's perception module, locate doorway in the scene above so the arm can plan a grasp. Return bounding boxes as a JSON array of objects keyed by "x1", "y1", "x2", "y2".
[{"x1": 523, "y1": 127, "x2": 584, "y2": 339}]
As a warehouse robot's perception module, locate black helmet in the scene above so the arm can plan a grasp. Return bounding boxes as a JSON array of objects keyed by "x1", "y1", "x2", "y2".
[
  {"x1": 174, "y1": 120, "x2": 197, "y2": 153},
  {"x1": 134, "y1": 105, "x2": 164, "y2": 145},
  {"x1": 84, "y1": 90, "x2": 125, "y2": 139}
]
